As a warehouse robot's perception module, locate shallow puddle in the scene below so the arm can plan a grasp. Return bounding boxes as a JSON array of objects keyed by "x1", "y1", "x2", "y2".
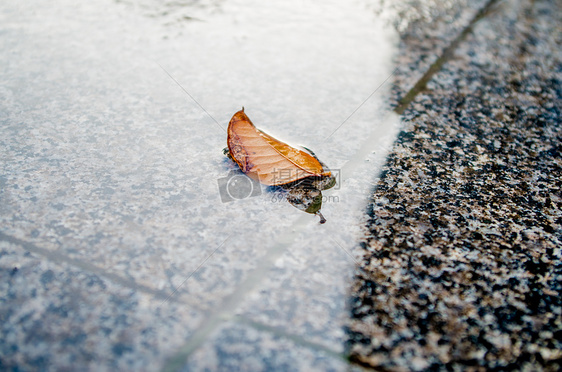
[{"x1": 0, "y1": 0, "x2": 400, "y2": 369}]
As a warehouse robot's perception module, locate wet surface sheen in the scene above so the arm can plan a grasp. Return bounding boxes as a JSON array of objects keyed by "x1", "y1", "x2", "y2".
[{"x1": 0, "y1": 0, "x2": 398, "y2": 369}]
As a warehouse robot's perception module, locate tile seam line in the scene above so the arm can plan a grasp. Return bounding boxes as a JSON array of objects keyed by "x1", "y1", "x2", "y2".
[
  {"x1": 0, "y1": 230, "x2": 178, "y2": 302},
  {"x1": 161, "y1": 214, "x2": 312, "y2": 372},
  {"x1": 234, "y1": 315, "x2": 348, "y2": 362},
  {"x1": 393, "y1": 0, "x2": 501, "y2": 115}
]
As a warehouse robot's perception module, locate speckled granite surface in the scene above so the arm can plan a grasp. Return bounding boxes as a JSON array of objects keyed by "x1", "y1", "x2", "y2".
[
  {"x1": 387, "y1": 0, "x2": 489, "y2": 104},
  {"x1": 349, "y1": 0, "x2": 561, "y2": 370},
  {"x1": 2, "y1": 0, "x2": 560, "y2": 370},
  {"x1": 0, "y1": 239, "x2": 196, "y2": 371}
]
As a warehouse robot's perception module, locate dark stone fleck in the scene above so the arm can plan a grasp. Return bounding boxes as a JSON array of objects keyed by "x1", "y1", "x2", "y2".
[
  {"x1": 40, "y1": 270, "x2": 55, "y2": 285},
  {"x1": 111, "y1": 343, "x2": 133, "y2": 356}
]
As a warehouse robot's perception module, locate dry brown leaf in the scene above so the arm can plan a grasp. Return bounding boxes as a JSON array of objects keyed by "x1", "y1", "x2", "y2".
[{"x1": 227, "y1": 108, "x2": 331, "y2": 186}]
